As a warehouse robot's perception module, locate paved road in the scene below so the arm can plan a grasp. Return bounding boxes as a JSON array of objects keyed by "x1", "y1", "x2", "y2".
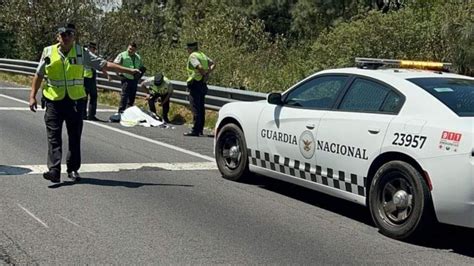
[{"x1": 1, "y1": 82, "x2": 473, "y2": 264}]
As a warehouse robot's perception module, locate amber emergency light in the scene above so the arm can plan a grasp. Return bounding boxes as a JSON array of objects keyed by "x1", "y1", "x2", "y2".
[{"x1": 355, "y1": 57, "x2": 451, "y2": 71}]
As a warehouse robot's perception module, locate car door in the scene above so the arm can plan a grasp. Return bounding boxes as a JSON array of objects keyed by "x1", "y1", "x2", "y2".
[
  {"x1": 316, "y1": 77, "x2": 404, "y2": 198},
  {"x1": 255, "y1": 75, "x2": 349, "y2": 180}
]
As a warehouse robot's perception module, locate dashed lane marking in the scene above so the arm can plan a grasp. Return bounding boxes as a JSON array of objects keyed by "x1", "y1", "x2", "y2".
[
  {"x1": 17, "y1": 204, "x2": 49, "y2": 228},
  {"x1": 0, "y1": 162, "x2": 217, "y2": 176},
  {"x1": 56, "y1": 214, "x2": 95, "y2": 235}
]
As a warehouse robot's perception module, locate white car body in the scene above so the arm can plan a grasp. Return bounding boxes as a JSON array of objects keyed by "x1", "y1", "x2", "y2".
[{"x1": 215, "y1": 67, "x2": 474, "y2": 229}]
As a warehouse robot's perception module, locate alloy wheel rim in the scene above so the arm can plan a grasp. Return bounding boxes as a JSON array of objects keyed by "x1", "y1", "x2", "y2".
[
  {"x1": 380, "y1": 176, "x2": 414, "y2": 225},
  {"x1": 221, "y1": 133, "x2": 241, "y2": 170}
]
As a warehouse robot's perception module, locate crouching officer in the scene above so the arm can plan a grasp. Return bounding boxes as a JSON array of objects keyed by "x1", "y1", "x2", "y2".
[
  {"x1": 139, "y1": 73, "x2": 173, "y2": 123},
  {"x1": 28, "y1": 23, "x2": 140, "y2": 183}
]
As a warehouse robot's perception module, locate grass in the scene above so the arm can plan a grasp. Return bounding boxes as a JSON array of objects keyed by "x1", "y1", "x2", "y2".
[
  {"x1": 0, "y1": 73, "x2": 218, "y2": 131},
  {"x1": 0, "y1": 73, "x2": 33, "y2": 86}
]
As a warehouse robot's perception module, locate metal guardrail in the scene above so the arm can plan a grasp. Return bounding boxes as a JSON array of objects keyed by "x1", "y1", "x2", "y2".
[{"x1": 0, "y1": 58, "x2": 267, "y2": 110}]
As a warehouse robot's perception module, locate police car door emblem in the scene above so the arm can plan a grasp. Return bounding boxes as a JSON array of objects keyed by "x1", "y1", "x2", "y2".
[{"x1": 299, "y1": 130, "x2": 315, "y2": 159}]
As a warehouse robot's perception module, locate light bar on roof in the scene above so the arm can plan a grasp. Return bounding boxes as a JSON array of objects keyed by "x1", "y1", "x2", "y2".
[{"x1": 355, "y1": 57, "x2": 452, "y2": 71}]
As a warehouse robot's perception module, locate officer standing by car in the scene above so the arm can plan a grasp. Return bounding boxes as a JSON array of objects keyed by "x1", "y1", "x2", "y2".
[
  {"x1": 184, "y1": 41, "x2": 215, "y2": 137},
  {"x1": 139, "y1": 73, "x2": 173, "y2": 123},
  {"x1": 28, "y1": 23, "x2": 140, "y2": 183},
  {"x1": 113, "y1": 42, "x2": 144, "y2": 114}
]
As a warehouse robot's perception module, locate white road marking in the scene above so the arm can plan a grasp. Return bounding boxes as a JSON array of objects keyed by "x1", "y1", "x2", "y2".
[
  {"x1": 56, "y1": 214, "x2": 95, "y2": 235},
  {"x1": 0, "y1": 93, "x2": 29, "y2": 104},
  {"x1": 17, "y1": 204, "x2": 49, "y2": 228},
  {"x1": 89, "y1": 122, "x2": 215, "y2": 161},
  {"x1": 1, "y1": 162, "x2": 217, "y2": 175},
  {"x1": 0, "y1": 93, "x2": 215, "y2": 162},
  {"x1": 0, "y1": 107, "x2": 114, "y2": 112},
  {"x1": 0, "y1": 87, "x2": 30, "y2": 91}
]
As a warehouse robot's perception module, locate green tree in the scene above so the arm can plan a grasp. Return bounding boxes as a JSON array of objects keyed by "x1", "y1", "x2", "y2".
[{"x1": 0, "y1": 0, "x2": 100, "y2": 60}]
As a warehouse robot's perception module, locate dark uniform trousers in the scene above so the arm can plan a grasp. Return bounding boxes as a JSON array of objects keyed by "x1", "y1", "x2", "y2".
[
  {"x1": 187, "y1": 79, "x2": 207, "y2": 134},
  {"x1": 83, "y1": 72, "x2": 97, "y2": 119},
  {"x1": 148, "y1": 92, "x2": 170, "y2": 121},
  {"x1": 44, "y1": 96, "x2": 84, "y2": 177},
  {"x1": 118, "y1": 78, "x2": 138, "y2": 113}
]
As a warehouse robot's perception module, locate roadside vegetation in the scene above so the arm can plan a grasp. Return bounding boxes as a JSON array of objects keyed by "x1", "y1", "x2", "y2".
[{"x1": 0, "y1": 0, "x2": 471, "y2": 127}]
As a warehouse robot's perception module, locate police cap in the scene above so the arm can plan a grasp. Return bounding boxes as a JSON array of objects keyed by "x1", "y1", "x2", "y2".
[
  {"x1": 58, "y1": 23, "x2": 76, "y2": 34},
  {"x1": 154, "y1": 73, "x2": 164, "y2": 86},
  {"x1": 186, "y1": 42, "x2": 198, "y2": 49}
]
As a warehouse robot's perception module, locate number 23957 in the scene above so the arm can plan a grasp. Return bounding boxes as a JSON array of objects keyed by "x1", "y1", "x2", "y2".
[{"x1": 392, "y1": 133, "x2": 427, "y2": 149}]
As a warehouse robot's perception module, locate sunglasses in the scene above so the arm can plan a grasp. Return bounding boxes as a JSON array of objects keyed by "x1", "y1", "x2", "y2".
[{"x1": 59, "y1": 30, "x2": 75, "y2": 37}]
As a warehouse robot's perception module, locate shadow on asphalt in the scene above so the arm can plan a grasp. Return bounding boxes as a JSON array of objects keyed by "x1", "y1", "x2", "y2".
[
  {"x1": 241, "y1": 174, "x2": 474, "y2": 258},
  {"x1": 407, "y1": 224, "x2": 474, "y2": 257},
  {"x1": 0, "y1": 165, "x2": 31, "y2": 175},
  {"x1": 48, "y1": 177, "x2": 194, "y2": 189},
  {"x1": 240, "y1": 174, "x2": 372, "y2": 225}
]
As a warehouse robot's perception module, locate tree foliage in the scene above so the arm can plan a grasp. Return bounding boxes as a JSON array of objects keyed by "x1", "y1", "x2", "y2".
[{"x1": 0, "y1": 0, "x2": 472, "y2": 92}]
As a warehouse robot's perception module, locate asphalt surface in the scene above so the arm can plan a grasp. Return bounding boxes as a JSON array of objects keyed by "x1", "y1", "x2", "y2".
[{"x1": 1, "y1": 81, "x2": 473, "y2": 264}]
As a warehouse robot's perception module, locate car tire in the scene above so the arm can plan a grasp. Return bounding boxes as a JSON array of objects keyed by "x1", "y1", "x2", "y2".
[
  {"x1": 215, "y1": 123, "x2": 250, "y2": 181},
  {"x1": 368, "y1": 160, "x2": 433, "y2": 240}
]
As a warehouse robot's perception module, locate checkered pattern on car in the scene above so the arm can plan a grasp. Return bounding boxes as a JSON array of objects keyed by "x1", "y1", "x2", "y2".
[{"x1": 248, "y1": 148, "x2": 367, "y2": 196}]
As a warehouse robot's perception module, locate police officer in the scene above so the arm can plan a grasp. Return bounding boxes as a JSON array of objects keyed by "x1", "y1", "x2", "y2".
[
  {"x1": 139, "y1": 73, "x2": 173, "y2": 123},
  {"x1": 113, "y1": 42, "x2": 144, "y2": 113},
  {"x1": 28, "y1": 23, "x2": 140, "y2": 183},
  {"x1": 83, "y1": 41, "x2": 108, "y2": 121},
  {"x1": 184, "y1": 41, "x2": 215, "y2": 137}
]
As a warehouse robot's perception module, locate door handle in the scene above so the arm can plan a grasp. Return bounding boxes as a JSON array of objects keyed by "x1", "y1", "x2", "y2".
[
  {"x1": 368, "y1": 127, "x2": 380, "y2": 134},
  {"x1": 306, "y1": 124, "x2": 315, "y2": 130}
]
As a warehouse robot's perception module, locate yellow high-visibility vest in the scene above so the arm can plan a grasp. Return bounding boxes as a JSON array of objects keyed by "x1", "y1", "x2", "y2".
[
  {"x1": 186, "y1": 51, "x2": 209, "y2": 82},
  {"x1": 84, "y1": 66, "x2": 93, "y2": 78},
  {"x1": 120, "y1": 51, "x2": 142, "y2": 80},
  {"x1": 43, "y1": 44, "x2": 85, "y2": 101},
  {"x1": 150, "y1": 76, "x2": 171, "y2": 95}
]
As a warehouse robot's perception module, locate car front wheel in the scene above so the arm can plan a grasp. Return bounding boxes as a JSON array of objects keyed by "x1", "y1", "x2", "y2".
[
  {"x1": 369, "y1": 161, "x2": 433, "y2": 240},
  {"x1": 215, "y1": 123, "x2": 249, "y2": 181}
]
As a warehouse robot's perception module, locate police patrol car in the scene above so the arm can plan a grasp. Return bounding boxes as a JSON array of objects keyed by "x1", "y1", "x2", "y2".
[{"x1": 214, "y1": 58, "x2": 474, "y2": 240}]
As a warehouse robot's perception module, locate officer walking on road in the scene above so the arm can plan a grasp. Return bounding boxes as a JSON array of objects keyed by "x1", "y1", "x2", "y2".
[
  {"x1": 113, "y1": 42, "x2": 144, "y2": 114},
  {"x1": 139, "y1": 73, "x2": 173, "y2": 123},
  {"x1": 184, "y1": 41, "x2": 215, "y2": 137},
  {"x1": 28, "y1": 23, "x2": 140, "y2": 183}
]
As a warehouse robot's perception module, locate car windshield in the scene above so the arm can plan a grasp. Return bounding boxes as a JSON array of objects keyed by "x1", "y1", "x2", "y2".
[{"x1": 408, "y1": 78, "x2": 474, "y2": 117}]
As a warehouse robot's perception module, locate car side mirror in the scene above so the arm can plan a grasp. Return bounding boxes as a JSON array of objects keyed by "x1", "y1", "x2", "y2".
[{"x1": 267, "y1": 92, "x2": 283, "y2": 105}]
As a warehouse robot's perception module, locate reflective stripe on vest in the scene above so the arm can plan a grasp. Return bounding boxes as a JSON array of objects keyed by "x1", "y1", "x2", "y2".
[
  {"x1": 120, "y1": 51, "x2": 141, "y2": 80},
  {"x1": 43, "y1": 44, "x2": 85, "y2": 101},
  {"x1": 187, "y1": 51, "x2": 209, "y2": 82}
]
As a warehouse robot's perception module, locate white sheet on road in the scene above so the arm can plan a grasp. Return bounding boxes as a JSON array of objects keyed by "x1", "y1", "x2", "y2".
[{"x1": 120, "y1": 106, "x2": 164, "y2": 127}]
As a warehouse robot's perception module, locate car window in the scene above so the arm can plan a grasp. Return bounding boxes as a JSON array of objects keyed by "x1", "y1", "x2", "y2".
[
  {"x1": 284, "y1": 76, "x2": 348, "y2": 109},
  {"x1": 380, "y1": 91, "x2": 402, "y2": 112},
  {"x1": 408, "y1": 78, "x2": 474, "y2": 117},
  {"x1": 339, "y1": 78, "x2": 395, "y2": 112}
]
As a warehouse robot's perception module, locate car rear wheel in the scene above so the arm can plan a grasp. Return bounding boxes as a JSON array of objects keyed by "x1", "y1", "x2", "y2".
[
  {"x1": 369, "y1": 161, "x2": 433, "y2": 240},
  {"x1": 215, "y1": 123, "x2": 249, "y2": 181}
]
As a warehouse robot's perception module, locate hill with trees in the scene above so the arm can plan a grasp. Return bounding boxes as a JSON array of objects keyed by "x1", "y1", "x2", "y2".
[{"x1": 0, "y1": 0, "x2": 472, "y2": 92}]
